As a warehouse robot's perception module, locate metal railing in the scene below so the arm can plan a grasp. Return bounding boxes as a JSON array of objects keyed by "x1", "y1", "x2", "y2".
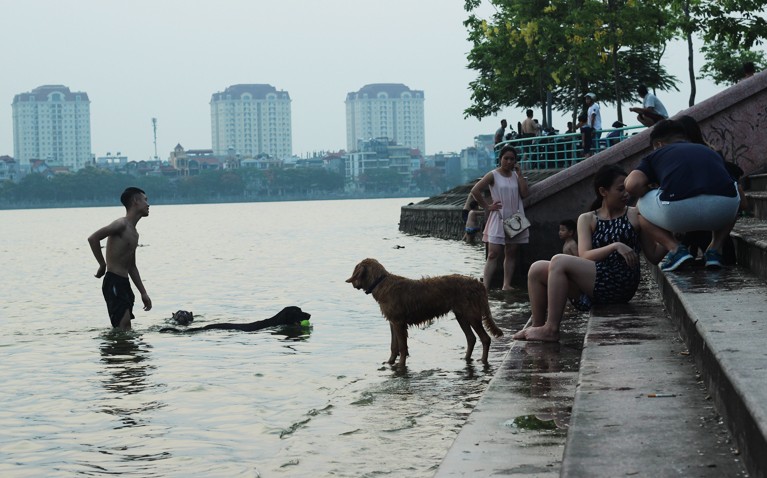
[{"x1": 494, "y1": 125, "x2": 645, "y2": 169}]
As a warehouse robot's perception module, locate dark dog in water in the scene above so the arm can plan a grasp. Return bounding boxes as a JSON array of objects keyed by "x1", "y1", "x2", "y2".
[
  {"x1": 171, "y1": 310, "x2": 194, "y2": 326},
  {"x1": 160, "y1": 306, "x2": 310, "y2": 333}
]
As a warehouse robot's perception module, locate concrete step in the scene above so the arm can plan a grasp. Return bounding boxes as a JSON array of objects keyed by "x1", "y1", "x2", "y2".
[
  {"x1": 747, "y1": 173, "x2": 767, "y2": 192},
  {"x1": 731, "y1": 216, "x2": 767, "y2": 282},
  {"x1": 560, "y1": 271, "x2": 747, "y2": 477},
  {"x1": 435, "y1": 311, "x2": 588, "y2": 477},
  {"x1": 652, "y1": 262, "x2": 767, "y2": 478},
  {"x1": 744, "y1": 191, "x2": 767, "y2": 221}
]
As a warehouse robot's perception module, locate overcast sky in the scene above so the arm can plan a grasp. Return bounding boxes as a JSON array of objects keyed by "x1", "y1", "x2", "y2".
[{"x1": 0, "y1": 0, "x2": 745, "y2": 161}]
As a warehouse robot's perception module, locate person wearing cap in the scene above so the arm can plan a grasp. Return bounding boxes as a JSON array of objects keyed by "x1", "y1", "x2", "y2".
[
  {"x1": 581, "y1": 92, "x2": 602, "y2": 157},
  {"x1": 604, "y1": 120, "x2": 625, "y2": 147},
  {"x1": 629, "y1": 84, "x2": 668, "y2": 127}
]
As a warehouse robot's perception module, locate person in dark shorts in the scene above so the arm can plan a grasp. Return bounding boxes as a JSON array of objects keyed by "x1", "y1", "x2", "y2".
[
  {"x1": 88, "y1": 187, "x2": 152, "y2": 330},
  {"x1": 102, "y1": 272, "x2": 136, "y2": 328}
]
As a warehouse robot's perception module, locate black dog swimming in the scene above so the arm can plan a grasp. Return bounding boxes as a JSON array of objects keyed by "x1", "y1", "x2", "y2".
[
  {"x1": 170, "y1": 310, "x2": 194, "y2": 326},
  {"x1": 160, "y1": 306, "x2": 310, "y2": 333}
]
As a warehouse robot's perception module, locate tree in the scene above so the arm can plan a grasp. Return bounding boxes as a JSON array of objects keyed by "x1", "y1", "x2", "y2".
[
  {"x1": 359, "y1": 169, "x2": 405, "y2": 193},
  {"x1": 696, "y1": 0, "x2": 767, "y2": 50},
  {"x1": 699, "y1": 43, "x2": 767, "y2": 85},
  {"x1": 669, "y1": 0, "x2": 767, "y2": 104},
  {"x1": 463, "y1": 0, "x2": 678, "y2": 124}
]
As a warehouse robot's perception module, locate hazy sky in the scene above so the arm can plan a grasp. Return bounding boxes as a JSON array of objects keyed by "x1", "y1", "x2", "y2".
[{"x1": 0, "y1": 0, "x2": 743, "y2": 161}]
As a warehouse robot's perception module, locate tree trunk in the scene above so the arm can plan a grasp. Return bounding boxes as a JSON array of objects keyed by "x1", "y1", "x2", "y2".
[
  {"x1": 685, "y1": 0, "x2": 696, "y2": 106},
  {"x1": 613, "y1": 42, "x2": 622, "y2": 123}
]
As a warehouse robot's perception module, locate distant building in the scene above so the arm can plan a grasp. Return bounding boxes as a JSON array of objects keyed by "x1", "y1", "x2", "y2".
[
  {"x1": 210, "y1": 84, "x2": 292, "y2": 160},
  {"x1": 169, "y1": 144, "x2": 226, "y2": 176},
  {"x1": 12, "y1": 85, "x2": 92, "y2": 172},
  {"x1": 344, "y1": 137, "x2": 422, "y2": 192},
  {"x1": 95, "y1": 152, "x2": 128, "y2": 171},
  {"x1": 345, "y1": 83, "x2": 425, "y2": 154},
  {"x1": 0, "y1": 156, "x2": 19, "y2": 181}
]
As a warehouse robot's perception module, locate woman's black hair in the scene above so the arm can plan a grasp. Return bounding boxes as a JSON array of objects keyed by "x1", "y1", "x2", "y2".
[
  {"x1": 677, "y1": 115, "x2": 705, "y2": 145},
  {"x1": 496, "y1": 145, "x2": 519, "y2": 165},
  {"x1": 590, "y1": 164, "x2": 627, "y2": 211}
]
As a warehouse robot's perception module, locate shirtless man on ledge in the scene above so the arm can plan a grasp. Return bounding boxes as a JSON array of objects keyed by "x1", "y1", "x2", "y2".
[{"x1": 88, "y1": 187, "x2": 152, "y2": 330}]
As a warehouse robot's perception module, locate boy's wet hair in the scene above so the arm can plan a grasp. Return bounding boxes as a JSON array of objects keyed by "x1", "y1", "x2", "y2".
[
  {"x1": 121, "y1": 187, "x2": 146, "y2": 208},
  {"x1": 560, "y1": 219, "x2": 576, "y2": 233}
]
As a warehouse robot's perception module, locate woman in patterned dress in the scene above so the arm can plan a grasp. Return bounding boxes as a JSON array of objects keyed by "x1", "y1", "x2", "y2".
[
  {"x1": 470, "y1": 145, "x2": 530, "y2": 290},
  {"x1": 512, "y1": 165, "x2": 665, "y2": 342}
]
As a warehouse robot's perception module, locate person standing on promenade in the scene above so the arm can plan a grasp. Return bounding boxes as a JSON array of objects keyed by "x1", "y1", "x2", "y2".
[
  {"x1": 581, "y1": 93, "x2": 602, "y2": 157},
  {"x1": 512, "y1": 165, "x2": 665, "y2": 342},
  {"x1": 629, "y1": 84, "x2": 669, "y2": 127},
  {"x1": 494, "y1": 119, "x2": 508, "y2": 145},
  {"x1": 471, "y1": 145, "x2": 530, "y2": 291},
  {"x1": 88, "y1": 187, "x2": 152, "y2": 330},
  {"x1": 520, "y1": 109, "x2": 538, "y2": 137},
  {"x1": 743, "y1": 61, "x2": 756, "y2": 79},
  {"x1": 625, "y1": 119, "x2": 740, "y2": 271}
]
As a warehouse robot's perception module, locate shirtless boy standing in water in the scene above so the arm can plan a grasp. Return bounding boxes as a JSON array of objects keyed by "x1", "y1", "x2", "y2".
[{"x1": 88, "y1": 187, "x2": 152, "y2": 329}]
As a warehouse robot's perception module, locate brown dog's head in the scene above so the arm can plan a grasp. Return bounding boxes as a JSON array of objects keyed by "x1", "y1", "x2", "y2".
[{"x1": 346, "y1": 258, "x2": 388, "y2": 292}]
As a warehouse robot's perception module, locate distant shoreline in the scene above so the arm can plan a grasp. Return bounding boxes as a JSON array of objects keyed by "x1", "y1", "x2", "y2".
[{"x1": 0, "y1": 192, "x2": 427, "y2": 211}]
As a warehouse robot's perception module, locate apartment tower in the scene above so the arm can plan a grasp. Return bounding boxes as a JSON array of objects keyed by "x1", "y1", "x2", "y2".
[
  {"x1": 345, "y1": 83, "x2": 425, "y2": 154},
  {"x1": 12, "y1": 85, "x2": 92, "y2": 171},
  {"x1": 210, "y1": 84, "x2": 292, "y2": 159}
]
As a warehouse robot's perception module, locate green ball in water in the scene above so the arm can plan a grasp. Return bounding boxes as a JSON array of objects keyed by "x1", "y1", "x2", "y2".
[{"x1": 300, "y1": 319, "x2": 311, "y2": 327}]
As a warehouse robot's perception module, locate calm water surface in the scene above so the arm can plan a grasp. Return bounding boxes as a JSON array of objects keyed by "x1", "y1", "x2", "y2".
[{"x1": 0, "y1": 198, "x2": 531, "y2": 477}]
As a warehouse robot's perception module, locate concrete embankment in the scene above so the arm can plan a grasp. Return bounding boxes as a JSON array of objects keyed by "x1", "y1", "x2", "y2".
[{"x1": 436, "y1": 184, "x2": 767, "y2": 476}]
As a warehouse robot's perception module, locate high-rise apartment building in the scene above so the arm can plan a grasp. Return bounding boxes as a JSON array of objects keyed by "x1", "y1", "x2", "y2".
[
  {"x1": 12, "y1": 85, "x2": 92, "y2": 171},
  {"x1": 345, "y1": 83, "x2": 425, "y2": 154},
  {"x1": 210, "y1": 84, "x2": 292, "y2": 159}
]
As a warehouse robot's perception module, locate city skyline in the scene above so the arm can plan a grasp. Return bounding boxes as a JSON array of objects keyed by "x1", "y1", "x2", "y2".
[{"x1": 0, "y1": 0, "x2": 744, "y2": 163}]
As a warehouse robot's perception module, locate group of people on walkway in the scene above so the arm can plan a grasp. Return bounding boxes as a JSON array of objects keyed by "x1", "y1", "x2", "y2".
[
  {"x1": 469, "y1": 115, "x2": 743, "y2": 343},
  {"x1": 494, "y1": 84, "x2": 670, "y2": 159}
]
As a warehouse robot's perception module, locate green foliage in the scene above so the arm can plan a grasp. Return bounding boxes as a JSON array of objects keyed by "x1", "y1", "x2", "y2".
[
  {"x1": 359, "y1": 168, "x2": 406, "y2": 193},
  {"x1": 413, "y1": 166, "x2": 447, "y2": 193},
  {"x1": 695, "y1": 0, "x2": 767, "y2": 49},
  {"x1": 0, "y1": 166, "x2": 347, "y2": 207},
  {"x1": 463, "y1": 0, "x2": 678, "y2": 122},
  {"x1": 663, "y1": 0, "x2": 767, "y2": 101},
  {"x1": 699, "y1": 43, "x2": 767, "y2": 85}
]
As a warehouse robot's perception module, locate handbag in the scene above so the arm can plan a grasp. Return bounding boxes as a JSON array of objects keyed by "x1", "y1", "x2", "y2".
[{"x1": 502, "y1": 211, "x2": 531, "y2": 239}]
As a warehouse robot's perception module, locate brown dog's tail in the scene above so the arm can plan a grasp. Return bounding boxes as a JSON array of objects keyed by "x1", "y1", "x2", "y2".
[{"x1": 481, "y1": 291, "x2": 503, "y2": 337}]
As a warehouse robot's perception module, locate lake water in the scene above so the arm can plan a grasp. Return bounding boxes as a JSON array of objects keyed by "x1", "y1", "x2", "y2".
[{"x1": 0, "y1": 198, "x2": 532, "y2": 477}]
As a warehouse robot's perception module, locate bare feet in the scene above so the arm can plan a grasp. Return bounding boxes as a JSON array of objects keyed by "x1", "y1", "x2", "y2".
[{"x1": 512, "y1": 326, "x2": 560, "y2": 342}]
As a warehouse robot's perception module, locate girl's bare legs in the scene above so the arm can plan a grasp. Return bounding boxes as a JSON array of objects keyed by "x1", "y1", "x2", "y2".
[
  {"x1": 502, "y1": 243, "x2": 520, "y2": 290},
  {"x1": 483, "y1": 242, "x2": 504, "y2": 290},
  {"x1": 527, "y1": 260, "x2": 551, "y2": 327},
  {"x1": 513, "y1": 254, "x2": 596, "y2": 342}
]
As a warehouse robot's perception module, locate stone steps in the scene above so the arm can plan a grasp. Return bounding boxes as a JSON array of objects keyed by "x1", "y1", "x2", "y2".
[
  {"x1": 436, "y1": 175, "x2": 767, "y2": 477},
  {"x1": 562, "y1": 201, "x2": 767, "y2": 476},
  {"x1": 561, "y1": 272, "x2": 747, "y2": 477}
]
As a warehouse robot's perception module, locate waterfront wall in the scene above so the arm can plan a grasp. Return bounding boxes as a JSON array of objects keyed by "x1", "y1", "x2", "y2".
[{"x1": 401, "y1": 71, "x2": 767, "y2": 272}]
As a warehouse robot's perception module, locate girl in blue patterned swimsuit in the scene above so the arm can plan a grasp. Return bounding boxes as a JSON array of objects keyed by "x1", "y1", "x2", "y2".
[{"x1": 512, "y1": 165, "x2": 665, "y2": 342}]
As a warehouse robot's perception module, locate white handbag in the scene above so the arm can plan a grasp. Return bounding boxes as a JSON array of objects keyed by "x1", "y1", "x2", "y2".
[{"x1": 502, "y1": 212, "x2": 531, "y2": 239}]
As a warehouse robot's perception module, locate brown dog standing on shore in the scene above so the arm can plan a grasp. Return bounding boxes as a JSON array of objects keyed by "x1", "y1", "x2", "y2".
[{"x1": 346, "y1": 258, "x2": 503, "y2": 367}]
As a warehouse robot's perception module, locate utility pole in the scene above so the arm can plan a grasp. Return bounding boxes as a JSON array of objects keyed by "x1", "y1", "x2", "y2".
[{"x1": 152, "y1": 117, "x2": 159, "y2": 161}]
